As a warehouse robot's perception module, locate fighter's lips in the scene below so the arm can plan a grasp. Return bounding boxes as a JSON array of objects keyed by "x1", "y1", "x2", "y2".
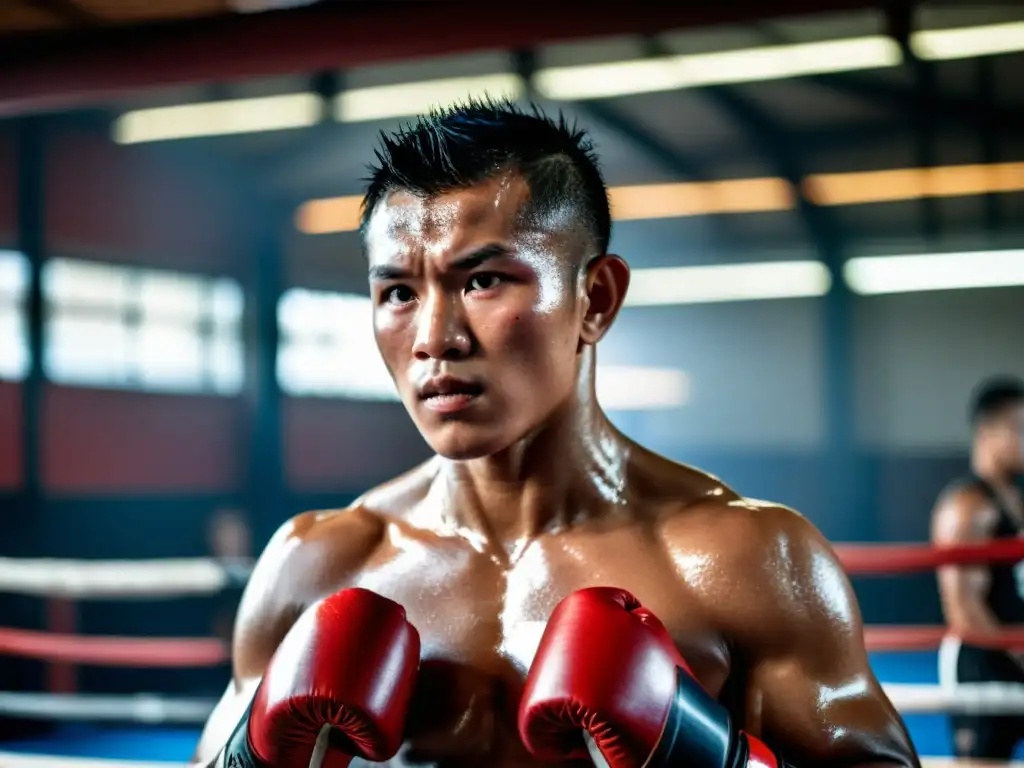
[{"x1": 417, "y1": 376, "x2": 484, "y2": 401}]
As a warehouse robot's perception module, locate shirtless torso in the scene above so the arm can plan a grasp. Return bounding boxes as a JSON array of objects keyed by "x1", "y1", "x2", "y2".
[{"x1": 193, "y1": 443, "x2": 914, "y2": 768}]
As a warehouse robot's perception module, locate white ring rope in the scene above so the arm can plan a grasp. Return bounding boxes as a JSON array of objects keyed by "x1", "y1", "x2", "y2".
[
  {"x1": 0, "y1": 683, "x2": 1019, "y2": 729},
  {"x1": 0, "y1": 757, "x2": 173, "y2": 767},
  {"x1": 885, "y1": 682, "x2": 1024, "y2": 715},
  {"x1": 0, "y1": 692, "x2": 217, "y2": 724},
  {"x1": 0, "y1": 558, "x2": 251, "y2": 599}
]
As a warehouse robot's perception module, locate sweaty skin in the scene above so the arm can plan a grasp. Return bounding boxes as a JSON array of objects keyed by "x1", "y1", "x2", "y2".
[{"x1": 192, "y1": 175, "x2": 917, "y2": 768}]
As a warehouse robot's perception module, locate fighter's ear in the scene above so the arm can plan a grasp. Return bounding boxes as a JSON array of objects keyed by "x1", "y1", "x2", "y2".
[{"x1": 579, "y1": 254, "x2": 630, "y2": 345}]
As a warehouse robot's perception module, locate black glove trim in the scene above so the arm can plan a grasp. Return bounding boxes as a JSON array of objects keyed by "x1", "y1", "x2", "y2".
[
  {"x1": 223, "y1": 697, "x2": 265, "y2": 768},
  {"x1": 646, "y1": 665, "x2": 736, "y2": 768}
]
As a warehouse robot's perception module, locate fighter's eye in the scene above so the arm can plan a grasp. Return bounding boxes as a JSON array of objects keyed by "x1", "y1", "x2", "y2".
[
  {"x1": 467, "y1": 273, "x2": 503, "y2": 293},
  {"x1": 383, "y1": 285, "x2": 415, "y2": 305}
]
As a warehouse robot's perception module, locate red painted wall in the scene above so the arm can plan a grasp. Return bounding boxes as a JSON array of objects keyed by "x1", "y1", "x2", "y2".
[
  {"x1": 0, "y1": 129, "x2": 15, "y2": 245},
  {"x1": 46, "y1": 128, "x2": 247, "y2": 274},
  {"x1": 283, "y1": 398, "x2": 431, "y2": 492},
  {"x1": 0, "y1": 125, "x2": 248, "y2": 494},
  {"x1": 42, "y1": 386, "x2": 241, "y2": 495},
  {"x1": 0, "y1": 383, "x2": 21, "y2": 490}
]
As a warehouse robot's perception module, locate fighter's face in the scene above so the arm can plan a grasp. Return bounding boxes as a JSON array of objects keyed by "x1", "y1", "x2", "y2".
[
  {"x1": 366, "y1": 175, "x2": 588, "y2": 459},
  {"x1": 982, "y1": 402, "x2": 1024, "y2": 474},
  {"x1": 998, "y1": 403, "x2": 1024, "y2": 473}
]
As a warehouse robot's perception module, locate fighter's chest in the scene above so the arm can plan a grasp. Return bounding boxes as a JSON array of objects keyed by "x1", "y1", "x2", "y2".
[
  {"x1": 349, "y1": 533, "x2": 731, "y2": 691},
  {"x1": 345, "y1": 534, "x2": 731, "y2": 764}
]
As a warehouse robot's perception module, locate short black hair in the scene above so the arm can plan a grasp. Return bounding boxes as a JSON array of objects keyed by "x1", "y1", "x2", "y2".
[
  {"x1": 969, "y1": 376, "x2": 1024, "y2": 427},
  {"x1": 361, "y1": 98, "x2": 611, "y2": 258}
]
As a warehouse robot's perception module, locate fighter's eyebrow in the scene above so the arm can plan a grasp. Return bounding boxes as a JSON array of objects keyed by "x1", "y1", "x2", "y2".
[
  {"x1": 449, "y1": 243, "x2": 515, "y2": 271},
  {"x1": 368, "y1": 263, "x2": 411, "y2": 281},
  {"x1": 368, "y1": 244, "x2": 513, "y2": 281}
]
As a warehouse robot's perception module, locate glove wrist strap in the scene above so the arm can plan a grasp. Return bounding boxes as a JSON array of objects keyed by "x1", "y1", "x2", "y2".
[
  {"x1": 645, "y1": 667, "x2": 787, "y2": 768},
  {"x1": 222, "y1": 698, "x2": 266, "y2": 768},
  {"x1": 646, "y1": 666, "x2": 733, "y2": 768}
]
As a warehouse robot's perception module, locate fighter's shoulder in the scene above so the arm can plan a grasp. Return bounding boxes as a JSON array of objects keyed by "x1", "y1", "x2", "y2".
[
  {"x1": 658, "y1": 490, "x2": 824, "y2": 561},
  {"x1": 641, "y1": 455, "x2": 829, "y2": 570},
  {"x1": 273, "y1": 458, "x2": 438, "y2": 558},
  {"x1": 936, "y1": 480, "x2": 995, "y2": 516},
  {"x1": 656, "y1": 493, "x2": 845, "y2": 632}
]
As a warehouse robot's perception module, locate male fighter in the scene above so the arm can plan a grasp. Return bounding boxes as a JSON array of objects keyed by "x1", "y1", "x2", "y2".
[
  {"x1": 932, "y1": 376, "x2": 1024, "y2": 760},
  {"x1": 191, "y1": 100, "x2": 918, "y2": 767}
]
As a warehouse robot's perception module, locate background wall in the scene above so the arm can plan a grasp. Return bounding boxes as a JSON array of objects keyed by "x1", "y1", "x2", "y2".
[{"x1": 1, "y1": 6, "x2": 1023, "y2": 708}]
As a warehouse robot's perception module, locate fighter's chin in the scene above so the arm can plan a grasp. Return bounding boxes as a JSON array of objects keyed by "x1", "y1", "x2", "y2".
[{"x1": 421, "y1": 422, "x2": 514, "y2": 462}]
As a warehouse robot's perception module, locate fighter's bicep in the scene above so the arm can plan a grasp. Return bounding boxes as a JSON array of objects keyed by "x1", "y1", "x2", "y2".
[
  {"x1": 190, "y1": 524, "x2": 308, "y2": 764},
  {"x1": 746, "y1": 617, "x2": 909, "y2": 764},
  {"x1": 733, "y1": 518, "x2": 914, "y2": 764},
  {"x1": 230, "y1": 541, "x2": 294, "y2": 675}
]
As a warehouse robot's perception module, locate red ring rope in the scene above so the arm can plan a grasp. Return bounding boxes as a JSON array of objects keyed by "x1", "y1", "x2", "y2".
[
  {"x1": 865, "y1": 625, "x2": 1024, "y2": 652},
  {"x1": 836, "y1": 539, "x2": 1024, "y2": 576},
  {"x1": 0, "y1": 623, "x2": 1020, "y2": 665},
  {"x1": 0, "y1": 627, "x2": 228, "y2": 667}
]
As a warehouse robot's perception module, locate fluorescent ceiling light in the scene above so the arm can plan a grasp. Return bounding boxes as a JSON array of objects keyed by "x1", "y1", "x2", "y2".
[
  {"x1": 625, "y1": 261, "x2": 832, "y2": 306},
  {"x1": 805, "y1": 162, "x2": 1024, "y2": 206},
  {"x1": 113, "y1": 93, "x2": 323, "y2": 144},
  {"x1": 295, "y1": 196, "x2": 365, "y2": 235},
  {"x1": 533, "y1": 36, "x2": 901, "y2": 101},
  {"x1": 296, "y1": 177, "x2": 795, "y2": 234},
  {"x1": 844, "y1": 249, "x2": 1024, "y2": 295},
  {"x1": 113, "y1": 21, "x2": 1023, "y2": 144},
  {"x1": 336, "y1": 74, "x2": 524, "y2": 123},
  {"x1": 610, "y1": 178, "x2": 794, "y2": 219},
  {"x1": 913, "y1": 21, "x2": 1024, "y2": 61},
  {"x1": 597, "y1": 366, "x2": 689, "y2": 410}
]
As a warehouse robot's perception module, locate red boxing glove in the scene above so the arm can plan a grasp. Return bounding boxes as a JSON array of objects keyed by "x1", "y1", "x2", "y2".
[
  {"x1": 223, "y1": 587, "x2": 420, "y2": 767},
  {"x1": 518, "y1": 587, "x2": 786, "y2": 768}
]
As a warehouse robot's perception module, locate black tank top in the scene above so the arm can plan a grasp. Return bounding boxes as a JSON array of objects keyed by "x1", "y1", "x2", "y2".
[{"x1": 959, "y1": 474, "x2": 1024, "y2": 624}]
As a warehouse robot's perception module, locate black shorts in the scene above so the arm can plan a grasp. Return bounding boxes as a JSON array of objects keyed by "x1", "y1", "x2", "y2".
[{"x1": 945, "y1": 641, "x2": 1024, "y2": 759}]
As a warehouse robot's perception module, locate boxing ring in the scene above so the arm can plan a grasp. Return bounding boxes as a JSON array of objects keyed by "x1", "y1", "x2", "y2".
[{"x1": 0, "y1": 542, "x2": 1021, "y2": 766}]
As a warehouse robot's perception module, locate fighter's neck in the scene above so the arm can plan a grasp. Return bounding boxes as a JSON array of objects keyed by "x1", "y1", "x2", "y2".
[{"x1": 432, "y1": 395, "x2": 631, "y2": 561}]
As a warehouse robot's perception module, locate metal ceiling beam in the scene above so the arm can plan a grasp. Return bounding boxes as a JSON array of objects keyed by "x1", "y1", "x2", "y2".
[
  {"x1": 573, "y1": 100, "x2": 710, "y2": 182},
  {"x1": 701, "y1": 85, "x2": 840, "y2": 256},
  {"x1": 511, "y1": 50, "x2": 739, "y2": 247},
  {"x1": 0, "y1": 0, "x2": 883, "y2": 116},
  {"x1": 753, "y1": 19, "x2": 1024, "y2": 137},
  {"x1": 640, "y1": 38, "x2": 840, "y2": 256},
  {"x1": 512, "y1": 51, "x2": 711, "y2": 182},
  {"x1": 261, "y1": 52, "x2": 714, "y2": 211},
  {"x1": 60, "y1": 109, "x2": 280, "y2": 210},
  {"x1": 27, "y1": 0, "x2": 102, "y2": 27}
]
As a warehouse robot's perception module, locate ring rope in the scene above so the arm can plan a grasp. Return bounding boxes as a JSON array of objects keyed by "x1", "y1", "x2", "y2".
[
  {"x1": 0, "y1": 627, "x2": 228, "y2": 667},
  {"x1": 836, "y1": 539, "x2": 1024, "y2": 576},
  {"x1": 0, "y1": 683, "x2": 1019, "y2": 725},
  {"x1": 865, "y1": 625, "x2": 1024, "y2": 652},
  {"x1": 0, "y1": 624, "x2": 1018, "y2": 665},
  {"x1": 884, "y1": 682, "x2": 1024, "y2": 715},
  {"x1": 0, "y1": 757, "x2": 171, "y2": 767},
  {"x1": 0, "y1": 557, "x2": 251, "y2": 599},
  {"x1": 0, "y1": 691, "x2": 218, "y2": 724}
]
